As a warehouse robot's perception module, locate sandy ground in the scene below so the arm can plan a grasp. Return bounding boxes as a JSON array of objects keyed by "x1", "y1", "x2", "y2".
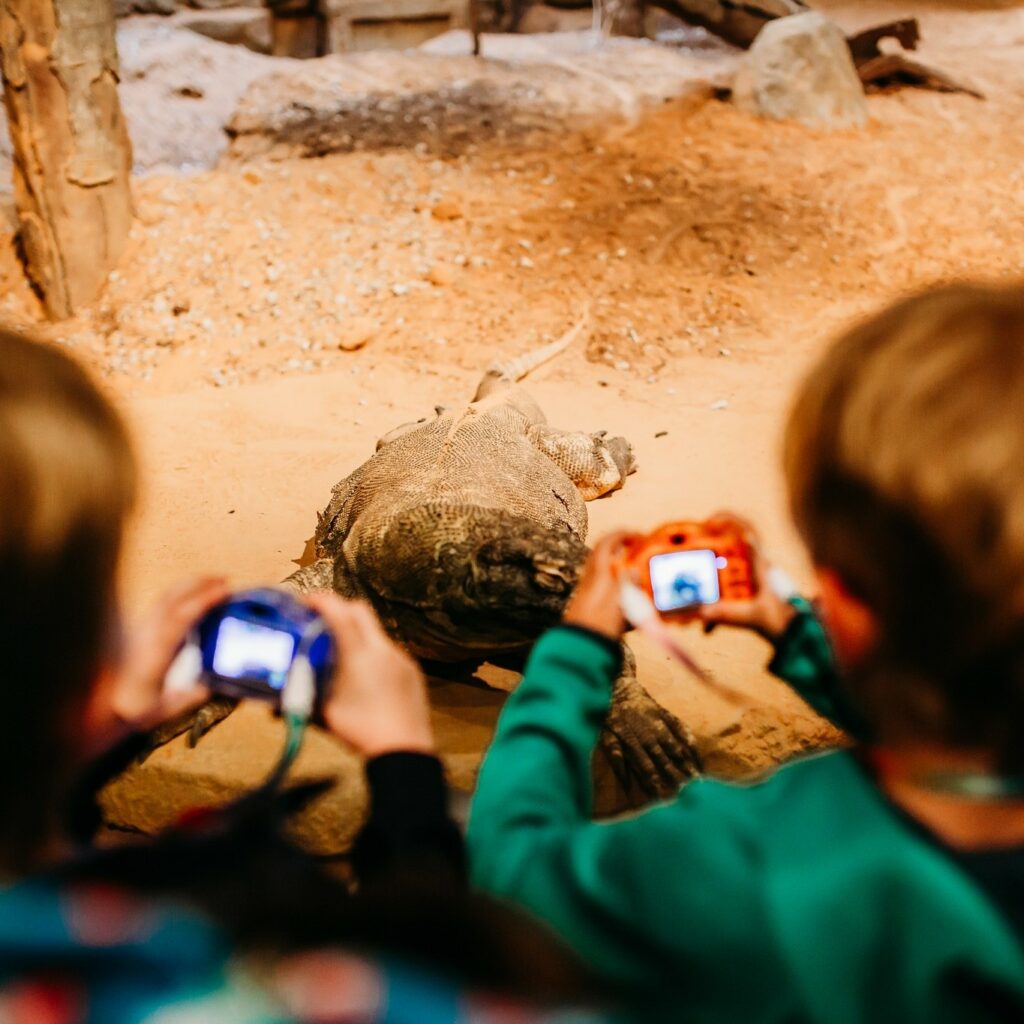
[{"x1": 5, "y1": 1, "x2": 1024, "y2": 835}]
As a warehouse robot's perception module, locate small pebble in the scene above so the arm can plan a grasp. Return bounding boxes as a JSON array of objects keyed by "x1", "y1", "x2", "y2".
[
  {"x1": 711, "y1": 399, "x2": 730, "y2": 411},
  {"x1": 426, "y1": 263, "x2": 454, "y2": 287},
  {"x1": 431, "y1": 200, "x2": 463, "y2": 221},
  {"x1": 338, "y1": 316, "x2": 376, "y2": 352}
]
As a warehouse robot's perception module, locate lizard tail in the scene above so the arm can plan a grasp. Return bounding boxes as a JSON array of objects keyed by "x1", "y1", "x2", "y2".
[{"x1": 482, "y1": 308, "x2": 591, "y2": 388}]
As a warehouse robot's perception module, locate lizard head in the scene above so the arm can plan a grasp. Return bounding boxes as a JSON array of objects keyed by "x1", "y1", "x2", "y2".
[
  {"x1": 465, "y1": 521, "x2": 585, "y2": 611},
  {"x1": 367, "y1": 506, "x2": 588, "y2": 658}
]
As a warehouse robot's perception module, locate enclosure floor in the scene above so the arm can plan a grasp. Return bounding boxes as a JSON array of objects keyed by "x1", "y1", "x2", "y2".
[{"x1": 3, "y1": 0, "x2": 1021, "y2": 835}]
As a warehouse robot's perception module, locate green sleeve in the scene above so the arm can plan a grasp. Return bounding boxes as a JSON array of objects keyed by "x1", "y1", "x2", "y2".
[
  {"x1": 466, "y1": 627, "x2": 782, "y2": 1004},
  {"x1": 469, "y1": 627, "x2": 616, "y2": 845},
  {"x1": 768, "y1": 597, "x2": 866, "y2": 737}
]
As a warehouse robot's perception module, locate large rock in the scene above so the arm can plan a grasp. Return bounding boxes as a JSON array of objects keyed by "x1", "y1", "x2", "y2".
[
  {"x1": 733, "y1": 11, "x2": 867, "y2": 129},
  {"x1": 226, "y1": 36, "x2": 740, "y2": 161},
  {"x1": 176, "y1": 8, "x2": 272, "y2": 53}
]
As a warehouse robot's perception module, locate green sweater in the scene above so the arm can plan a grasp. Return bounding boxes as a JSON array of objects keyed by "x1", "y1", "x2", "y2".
[{"x1": 467, "y1": 612, "x2": 1024, "y2": 1022}]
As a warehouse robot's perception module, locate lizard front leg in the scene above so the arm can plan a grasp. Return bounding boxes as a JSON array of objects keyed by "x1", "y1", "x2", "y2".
[
  {"x1": 601, "y1": 645, "x2": 702, "y2": 799},
  {"x1": 527, "y1": 425, "x2": 637, "y2": 500}
]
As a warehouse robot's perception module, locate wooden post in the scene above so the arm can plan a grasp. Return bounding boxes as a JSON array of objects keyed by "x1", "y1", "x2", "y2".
[{"x1": 0, "y1": 0, "x2": 133, "y2": 319}]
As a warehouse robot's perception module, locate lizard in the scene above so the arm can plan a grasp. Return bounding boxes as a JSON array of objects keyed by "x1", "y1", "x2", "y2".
[
  {"x1": 279, "y1": 315, "x2": 699, "y2": 797},
  {"x1": 168, "y1": 316, "x2": 699, "y2": 797}
]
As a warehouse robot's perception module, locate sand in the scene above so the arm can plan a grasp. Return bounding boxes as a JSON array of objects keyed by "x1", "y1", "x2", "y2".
[{"x1": 4, "y1": 0, "x2": 1024, "y2": 838}]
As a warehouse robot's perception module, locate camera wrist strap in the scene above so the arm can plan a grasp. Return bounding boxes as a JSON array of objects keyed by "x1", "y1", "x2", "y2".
[
  {"x1": 618, "y1": 578, "x2": 748, "y2": 706},
  {"x1": 266, "y1": 627, "x2": 321, "y2": 786}
]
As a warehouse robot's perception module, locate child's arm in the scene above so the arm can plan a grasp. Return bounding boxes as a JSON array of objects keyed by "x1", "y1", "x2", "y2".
[
  {"x1": 764, "y1": 597, "x2": 867, "y2": 737},
  {"x1": 696, "y1": 515, "x2": 865, "y2": 736},
  {"x1": 467, "y1": 537, "x2": 775, "y2": 993}
]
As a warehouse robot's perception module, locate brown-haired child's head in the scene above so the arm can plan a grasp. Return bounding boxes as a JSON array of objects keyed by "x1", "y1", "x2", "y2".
[
  {"x1": 785, "y1": 284, "x2": 1024, "y2": 768},
  {"x1": 0, "y1": 329, "x2": 136, "y2": 870}
]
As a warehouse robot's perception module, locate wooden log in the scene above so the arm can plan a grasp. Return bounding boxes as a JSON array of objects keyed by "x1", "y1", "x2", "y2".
[
  {"x1": 0, "y1": 0, "x2": 133, "y2": 319},
  {"x1": 653, "y1": 0, "x2": 807, "y2": 49}
]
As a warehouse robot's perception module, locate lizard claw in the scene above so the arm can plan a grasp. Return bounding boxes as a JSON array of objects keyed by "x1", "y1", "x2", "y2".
[
  {"x1": 606, "y1": 435, "x2": 639, "y2": 479},
  {"x1": 187, "y1": 697, "x2": 238, "y2": 748},
  {"x1": 142, "y1": 696, "x2": 239, "y2": 758},
  {"x1": 602, "y1": 676, "x2": 701, "y2": 800}
]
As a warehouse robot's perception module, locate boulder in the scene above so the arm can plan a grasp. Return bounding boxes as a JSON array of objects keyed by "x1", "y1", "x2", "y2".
[
  {"x1": 176, "y1": 8, "x2": 272, "y2": 54},
  {"x1": 733, "y1": 11, "x2": 867, "y2": 130}
]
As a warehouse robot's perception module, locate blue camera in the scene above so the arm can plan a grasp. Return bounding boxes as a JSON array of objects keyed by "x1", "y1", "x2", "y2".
[{"x1": 194, "y1": 588, "x2": 336, "y2": 707}]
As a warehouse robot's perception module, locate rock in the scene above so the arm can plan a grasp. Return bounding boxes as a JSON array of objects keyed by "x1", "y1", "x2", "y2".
[
  {"x1": 174, "y1": 9, "x2": 272, "y2": 55},
  {"x1": 426, "y1": 263, "x2": 454, "y2": 286},
  {"x1": 733, "y1": 12, "x2": 867, "y2": 130},
  {"x1": 338, "y1": 316, "x2": 376, "y2": 351},
  {"x1": 100, "y1": 703, "x2": 368, "y2": 855},
  {"x1": 225, "y1": 43, "x2": 740, "y2": 162},
  {"x1": 431, "y1": 200, "x2": 464, "y2": 221}
]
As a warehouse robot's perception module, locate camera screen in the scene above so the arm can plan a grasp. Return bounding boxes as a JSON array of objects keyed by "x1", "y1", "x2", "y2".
[
  {"x1": 650, "y1": 550, "x2": 721, "y2": 612},
  {"x1": 212, "y1": 616, "x2": 297, "y2": 689}
]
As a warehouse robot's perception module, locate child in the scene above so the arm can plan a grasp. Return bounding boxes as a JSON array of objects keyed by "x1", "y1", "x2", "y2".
[
  {"x1": 0, "y1": 327, "x2": 601, "y2": 1022},
  {"x1": 467, "y1": 283, "x2": 1024, "y2": 1021}
]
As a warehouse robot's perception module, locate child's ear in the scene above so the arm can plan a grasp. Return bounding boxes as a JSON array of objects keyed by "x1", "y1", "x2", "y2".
[{"x1": 814, "y1": 567, "x2": 878, "y2": 668}]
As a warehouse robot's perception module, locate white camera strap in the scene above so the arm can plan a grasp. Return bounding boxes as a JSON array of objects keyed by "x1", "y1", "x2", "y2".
[{"x1": 618, "y1": 578, "x2": 748, "y2": 706}]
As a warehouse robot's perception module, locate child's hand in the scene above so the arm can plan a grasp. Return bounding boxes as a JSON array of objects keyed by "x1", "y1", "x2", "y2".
[
  {"x1": 563, "y1": 531, "x2": 639, "y2": 640},
  {"x1": 696, "y1": 513, "x2": 797, "y2": 642},
  {"x1": 308, "y1": 593, "x2": 435, "y2": 758},
  {"x1": 101, "y1": 577, "x2": 229, "y2": 734}
]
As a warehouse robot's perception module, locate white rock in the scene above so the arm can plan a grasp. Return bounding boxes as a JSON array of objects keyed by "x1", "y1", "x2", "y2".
[{"x1": 733, "y1": 12, "x2": 868, "y2": 130}]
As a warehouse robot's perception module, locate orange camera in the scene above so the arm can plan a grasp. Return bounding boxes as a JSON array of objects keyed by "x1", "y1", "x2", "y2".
[{"x1": 620, "y1": 520, "x2": 757, "y2": 619}]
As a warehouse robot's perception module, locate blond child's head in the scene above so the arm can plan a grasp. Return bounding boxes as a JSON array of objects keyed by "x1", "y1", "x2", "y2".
[
  {"x1": 0, "y1": 329, "x2": 136, "y2": 869},
  {"x1": 785, "y1": 284, "x2": 1024, "y2": 766}
]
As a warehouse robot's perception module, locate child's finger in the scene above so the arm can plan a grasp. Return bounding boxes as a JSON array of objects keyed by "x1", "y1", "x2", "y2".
[
  {"x1": 159, "y1": 683, "x2": 212, "y2": 722},
  {"x1": 706, "y1": 511, "x2": 758, "y2": 543},
  {"x1": 308, "y1": 593, "x2": 384, "y2": 651},
  {"x1": 156, "y1": 577, "x2": 228, "y2": 617},
  {"x1": 589, "y1": 530, "x2": 635, "y2": 566},
  {"x1": 697, "y1": 599, "x2": 760, "y2": 630},
  {"x1": 307, "y1": 592, "x2": 366, "y2": 647},
  {"x1": 171, "y1": 581, "x2": 230, "y2": 621}
]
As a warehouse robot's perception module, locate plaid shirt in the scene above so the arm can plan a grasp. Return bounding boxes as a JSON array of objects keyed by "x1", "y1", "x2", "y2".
[{"x1": 0, "y1": 879, "x2": 601, "y2": 1024}]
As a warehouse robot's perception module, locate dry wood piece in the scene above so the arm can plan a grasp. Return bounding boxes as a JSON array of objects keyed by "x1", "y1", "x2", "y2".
[
  {"x1": 847, "y1": 18, "x2": 983, "y2": 98},
  {"x1": 0, "y1": 0, "x2": 134, "y2": 319},
  {"x1": 654, "y1": 0, "x2": 807, "y2": 49},
  {"x1": 471, "y1": 2, "x2": 983, "y2": 101}
]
